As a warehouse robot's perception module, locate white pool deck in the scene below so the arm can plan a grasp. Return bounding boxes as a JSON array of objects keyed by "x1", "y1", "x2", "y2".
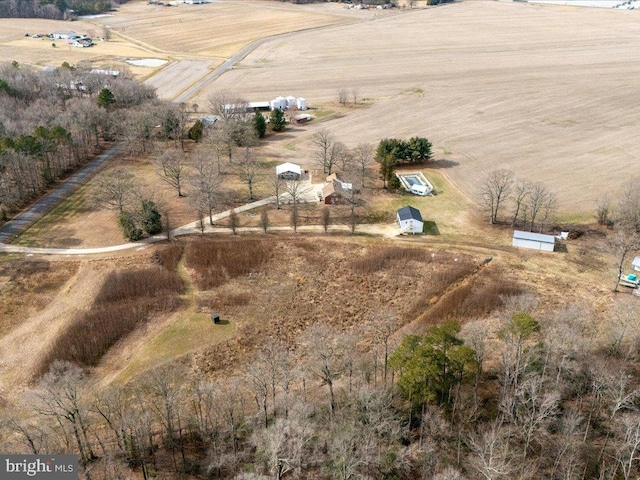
[{"x1": 396, "y1": 172, "x2": 434, "y2": 196}]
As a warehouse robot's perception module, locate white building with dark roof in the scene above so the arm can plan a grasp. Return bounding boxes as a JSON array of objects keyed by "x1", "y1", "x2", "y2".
[{"x1": 397, "y1": 206, "x2": 423, "y2": 234}]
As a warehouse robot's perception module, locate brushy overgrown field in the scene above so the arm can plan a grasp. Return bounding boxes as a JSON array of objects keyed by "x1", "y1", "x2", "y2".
[
  {"x1": 190, "y1": 238, "x2": 522, "y2": 375},
  {"x1": 37, "y1": 264, "x2": 185, "y2": 376},
  {"x1": 184, "y1": 238, "x2": 273, "y2": 290},
  {"x1": 0, "y1": 260, "x2": 78, "y2": 336}
]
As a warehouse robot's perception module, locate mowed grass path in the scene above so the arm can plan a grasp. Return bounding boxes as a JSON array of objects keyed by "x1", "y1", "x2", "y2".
[{"x1": 115, "y1": 259, "x2": 235, "y2": 383}]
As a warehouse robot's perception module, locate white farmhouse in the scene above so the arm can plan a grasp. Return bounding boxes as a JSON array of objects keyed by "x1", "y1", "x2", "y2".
[{"x1": 397, "y1": 206, "x2": 423, "y2": 234}]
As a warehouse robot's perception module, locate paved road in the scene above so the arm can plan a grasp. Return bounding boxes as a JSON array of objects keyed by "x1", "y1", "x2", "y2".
[
  {"x1": 0, "y1": 144, "x2": 123, "y2": 243},
  {"x1": 0, "y1": 196, "x2": 279, "y2": 256}
]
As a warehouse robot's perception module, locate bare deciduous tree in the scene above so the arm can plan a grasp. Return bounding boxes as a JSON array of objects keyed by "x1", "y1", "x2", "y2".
[
  {"x1": 229, "y1": 209, "x2": 240, "y2": 234},
  {"x1": 271, "y1": 174, "x2": 283, "y2": 210},
  {"x1": 350, "y1": 143, "x2": 374, "y2": 189},
  {"x1": 351, "y1": 87, "x2": 359, "y2": 105},
  {"x1": 322, "y1": 206, "x2": 331, "y2": 233},
  {"x1": 92, "y1": 168, "x2": 135, "y2": 213},
  {"x1": 284, "y1": 179, "x2": 304, "y2": 207},
  {"x1": 189, "y1": 149, "x2": 222, "y2": 225},
  {"x1": 32, "y1": 361, "x2": 95, "y2": 467},
  {"x1": 467, "y1": 421, "x2": 519, "y2": 480},
  {"x1": 479, "y1": 169, "x2": 514, "y2": 224},
  {"x1": 511, "y1": 179, "x2": 531, "y2": 227},
  {"x1": 237, "y1": 146, "x2": 261, "y2": 201},
  {"x1": 302, "y1": 324, "x2": 346, "y2": 414},
  {"x1": 596, "y1": 194, "x2": 613, "y2": 226},
  {"x1": 338, "y1": 87, "x2": 348, "y2": 106},
  {"x1": 156, "y1": 148, "x2": 188, "y2": 197},
  {"x1": 260, "y1": 207, "x2": 270, "y2": 233},
  {"x1": 311, "y1": 130, "x2": 346, "y2": 175},
  {"x1": 525, "y1": 182, "x2": 553, "y2": 232}
]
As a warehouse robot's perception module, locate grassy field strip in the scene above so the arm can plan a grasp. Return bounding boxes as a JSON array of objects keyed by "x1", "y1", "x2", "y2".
[{"x1": 114, "y1": 259, "x2": 235, "y2": 384}]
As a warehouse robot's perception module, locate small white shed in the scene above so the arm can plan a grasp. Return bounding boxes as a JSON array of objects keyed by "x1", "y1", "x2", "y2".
[
  {"x1": 512, "y1": 230, "x2": 555, "y2": 252},
  {"x1": 276, "y1": 162, "x2": 302, "y2": 180},
  {"x1": 397, "y1": 206, "x2": 423, "y2": 234},
  {"x1": 632, "y1": 256, "x2": 640, "y2": 272}
]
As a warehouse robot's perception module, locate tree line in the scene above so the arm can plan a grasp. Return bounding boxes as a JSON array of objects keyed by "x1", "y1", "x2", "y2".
[
  {"x1": 0, "y1": 62, "x2": 160, "y2": 217},
  {"x1": 478, "y1": 169, "x2": 557, "y2": 232},
  {"x1": 0, "y1": 0, "x2": 125, "y2": 19},
  {"x1": 5, "y1": 294, "x2": 640, "y2": 480}
]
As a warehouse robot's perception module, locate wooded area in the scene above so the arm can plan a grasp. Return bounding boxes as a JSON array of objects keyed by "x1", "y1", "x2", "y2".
[
  {"x1": 0, "y1": 62, "x2": 163, "y2": 216},
  {"x1": 5, "y1": 293, "x2": 640, "y2": 480},
  {"x1": 0, "y1": 0, "x2": 126, "y2": 19}
]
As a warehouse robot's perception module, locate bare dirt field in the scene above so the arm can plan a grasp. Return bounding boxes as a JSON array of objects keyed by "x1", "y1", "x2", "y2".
[
  {"x1": 198, "y1": 0, "x2": 640, "y2": 213},
  {"x1": 0, "y1": 18, "x2": 166, "y2": 73},
  {"x1": 88, "y1": 0, "x2": 365, "y2": 59}
]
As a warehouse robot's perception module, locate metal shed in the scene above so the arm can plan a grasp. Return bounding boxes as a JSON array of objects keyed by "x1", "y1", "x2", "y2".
[
  {"x1": 512, "y1": 230, "x2": 555, "y2": 252},
  {"x1": 276, "y1": 162, "x2": 302, "y2": 180},
  {"x1": 632, "y1": 256, "x2": 640, "y2": 271}
]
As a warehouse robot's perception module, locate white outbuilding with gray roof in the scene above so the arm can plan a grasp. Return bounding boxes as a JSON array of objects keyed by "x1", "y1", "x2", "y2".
[
  {"x1": 512, "y1": 230, "x2": 556, "y2": 252},
  {"x1": 397, "y1": 206, "x2": 423, "y2": 234}
]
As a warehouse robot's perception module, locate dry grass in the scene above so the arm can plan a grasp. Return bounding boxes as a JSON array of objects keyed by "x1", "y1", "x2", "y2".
[
  {"x1": 89, "y1": 0, "x2": 357, "y2": 58},
  {"x1": 0, "y1": 259, "x2": 79, "y2": 336},
  {"x1": 416, "y1": 268, "x2": 524, "y2": 328},
  {"x1": 350, "y1": 245, "x2": 432, "y2": 274},
  {"x1": 36, "y1": 266, "x2": 184, "y2": 375},
  {"x1": 184, "y1": 238, "x2": 273, "y2": 290}
]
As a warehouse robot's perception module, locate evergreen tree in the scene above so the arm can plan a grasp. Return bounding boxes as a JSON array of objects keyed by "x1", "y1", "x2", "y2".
[
  {"x1": 118, "y1": 211, "x2": 143, "y2": 241},
  {"x1": 270, "y1": 109, "x2": 286, "y2": 132},
  {"x1": 140, "y1": 200, "x2": 162, "y2": 235},
  {"x1": 389, "y1": 321, "x2": 477, "y2": 407},
  {"x1": 188, "y1": 119, "x2": 204, "y2": 142},
  {"x1": 254, "y1": 110, "x2": 267, "y2": 138},
  {"x1": 97, "y1": 88, "x2": 115, "y2": 110}
]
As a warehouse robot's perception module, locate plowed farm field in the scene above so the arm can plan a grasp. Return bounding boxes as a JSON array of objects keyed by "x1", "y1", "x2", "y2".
[{"x1": 197, "y1": 0, "x2": 640, "y2": 213}]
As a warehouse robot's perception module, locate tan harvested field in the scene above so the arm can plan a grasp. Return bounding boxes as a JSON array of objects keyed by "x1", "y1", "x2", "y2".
[
  {"x1": 89, "y1": 0, "x2": 361, "y2": 58},
  {"x1": 144, "y1": 59, "x2": 216, "y2": 100},
  {"x1": 0, "y1": 18, "x2": 167, "y2": 72},
  {"x1": 196, "y1": 0, "x2": 640, "y2": 213}
]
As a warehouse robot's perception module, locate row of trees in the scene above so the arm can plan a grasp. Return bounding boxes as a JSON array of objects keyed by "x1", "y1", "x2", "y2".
[
  {"x1": 479, "y1": 169, "x2": 557, "y2": 232},
  {"x1": 6, "y1": 295, "x2": 640, "y2": 479},
  {"x1": 375, "y1": 137, "x2": 433, "y2": 189},
  {"x1": 0, "y1": 0, "x2": 120, "y2": 18}
]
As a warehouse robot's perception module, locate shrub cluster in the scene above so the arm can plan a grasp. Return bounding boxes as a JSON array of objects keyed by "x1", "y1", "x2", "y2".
[
  {"x1": 184, "y1": 239, "x2": 272, "y2": 290},
  {"x1": 37, "y1": 266, "x2": 184, "y2": 375}
]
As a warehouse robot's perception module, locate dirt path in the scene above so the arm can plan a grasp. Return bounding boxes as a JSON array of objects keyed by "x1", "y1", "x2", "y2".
[{"x1": 0, "y1": 262, "x2": 106, "y2": 403}]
